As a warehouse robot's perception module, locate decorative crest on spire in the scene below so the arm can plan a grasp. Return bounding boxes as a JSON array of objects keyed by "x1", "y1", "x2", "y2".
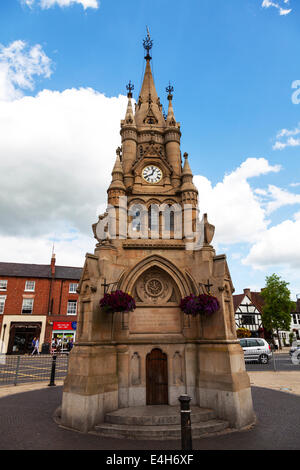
[
  {"x1": 143, "y1": 26, "x2": 153, "y2": 60},
  {"x1": 166, "y1": 82, "x2": 174, "y2": 100},
  {"x1": 126, "y1": 80, "x2": 134, "y2": 98}
]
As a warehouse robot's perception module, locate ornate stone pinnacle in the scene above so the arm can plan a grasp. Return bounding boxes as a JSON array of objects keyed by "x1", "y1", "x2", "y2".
[
  {"x1": 126, "y1": 80, "x2": 134, "y2": 98},
  {"x1": 166, "y1": 82, "x2": 174, "y2": 100}
]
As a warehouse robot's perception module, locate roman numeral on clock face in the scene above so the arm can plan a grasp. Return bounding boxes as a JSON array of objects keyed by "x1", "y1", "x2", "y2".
[{"x1": 142, "y1": 165, "x2": 162, "y2": 183}]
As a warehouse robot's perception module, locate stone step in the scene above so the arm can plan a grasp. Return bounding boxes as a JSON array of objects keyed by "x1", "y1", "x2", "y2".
[
  {"x1": 104, "y1": 405, "x2": 215, "y2": 426},
  {"x1": 92, "y1": 419, "x2": 229, "y2": 440}
]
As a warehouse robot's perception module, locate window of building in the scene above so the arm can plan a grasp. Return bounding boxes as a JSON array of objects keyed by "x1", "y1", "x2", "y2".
[
  {"x1": 67, "y1": 300, "x2": 77, "y2": 315},
  {"x1": 25, "y1": 280, "x2": 35, "y2": 292},
  {"x1": 69, "y1": 283, "x2": 78, "y2": 294},
  {"x1": 0, "y1": 280, "x2": 7, "y2": 291},
  {"x1": 22, "y1": 298, "x2": 34, "y2": 314},
  {"x1": 241, "y1": 314, "x2": 256, "y2": 325},
  {"x1": 148, "y1": 205, "x2": 159, "y2": 232},
  {"x1": 0, "y1": 296, "x2": 6, "y2": 314}
]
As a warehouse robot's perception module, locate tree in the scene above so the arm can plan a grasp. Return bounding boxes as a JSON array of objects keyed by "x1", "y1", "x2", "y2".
[{"x1": 261, "y1": 274, "x2": 292, "y2": 349}]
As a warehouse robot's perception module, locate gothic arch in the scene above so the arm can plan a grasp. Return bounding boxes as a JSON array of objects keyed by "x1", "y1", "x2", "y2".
[{"x1": 119, "y1": 254, "x2": 197, "y2": 298}]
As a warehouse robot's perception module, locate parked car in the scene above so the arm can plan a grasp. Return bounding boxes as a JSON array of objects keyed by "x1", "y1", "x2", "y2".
[
  {"x1": 289, "y1": 340, "x2": 300, "y2": 357},
  {"x1": 239, "y1": 338, "x2": 272, "y2": 364},
  {"x1": 291, "y1": 348, "x2": 300, "y2": 363}
]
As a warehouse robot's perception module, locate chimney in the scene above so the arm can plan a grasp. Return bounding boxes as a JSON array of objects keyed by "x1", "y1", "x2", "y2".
[
  {"x1": 51, "y1": 253, "x2": 56, "y2": 277},
  {"x1": 244, "y1": 288, "x2": 251, "y2": 298}
]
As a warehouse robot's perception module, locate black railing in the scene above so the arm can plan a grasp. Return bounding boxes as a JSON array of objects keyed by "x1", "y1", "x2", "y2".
[{"x1": 0, "y1": 353, "x2": 69, "y2": 386}]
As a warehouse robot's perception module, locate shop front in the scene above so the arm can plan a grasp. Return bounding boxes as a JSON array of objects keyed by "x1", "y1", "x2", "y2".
[
  {"x1": 1, "y1": 316, "x2": 47, "y2": 355},
  {"x1": 52, "y1": 321, "x2": 77, "y2": 353},
  {"x1": 7, "y1": 322, "x2": 42, "y2": 355}
]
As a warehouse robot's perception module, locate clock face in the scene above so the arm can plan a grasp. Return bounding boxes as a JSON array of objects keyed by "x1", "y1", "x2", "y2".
[{"x1": 142, "y1": 165, "x2": 162, "y2": 184}]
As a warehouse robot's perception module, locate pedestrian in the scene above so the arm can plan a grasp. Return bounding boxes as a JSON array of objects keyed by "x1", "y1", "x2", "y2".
[
  {"x1": 31, "y1": 337, "x2": 36, "y2": 354},
  {"x1": 31, "y1": 337, "x2": 40, "y2": 355},
  {"x1": 51, "y1": 337, "x2": 57, "y2": 354},
  {"x1": 56, "y1": 338, "x2": 62, "y2": 354},
  {"x1": 66, "y1": 338, "x2": 73, "y2": 353}
]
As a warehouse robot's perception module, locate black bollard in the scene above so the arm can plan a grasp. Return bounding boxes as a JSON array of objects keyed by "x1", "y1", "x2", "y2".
[
  {"x1": 48, "y1": 354, "x2": 57, "y2": 386},
  {"x1": 178, "y1": 394, "x2": 192, "y2": 450}
]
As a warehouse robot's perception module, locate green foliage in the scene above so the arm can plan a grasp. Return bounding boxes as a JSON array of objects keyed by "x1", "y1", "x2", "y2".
[{"x1": 261, "y1": 274, "x2": 292, "y2": 333}]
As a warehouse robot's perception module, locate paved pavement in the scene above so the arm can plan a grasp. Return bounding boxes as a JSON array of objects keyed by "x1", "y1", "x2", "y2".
[{"x1": 0, "y1": 372, "x2": 299, "y2": 450}]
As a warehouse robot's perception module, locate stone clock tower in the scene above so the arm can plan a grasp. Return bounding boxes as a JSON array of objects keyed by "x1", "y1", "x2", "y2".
[{"x1": 60, "y1": 34, "x2": 255, "y2": 435}]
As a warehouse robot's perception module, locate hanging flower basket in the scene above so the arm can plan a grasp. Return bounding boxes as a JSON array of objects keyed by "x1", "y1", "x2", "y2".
[
  {"x1": 100, "y1": 290, "x2": 136, "y2": 314},
  {"x1": 180, "y1": 293, "x2": 220, "y2": 317}
]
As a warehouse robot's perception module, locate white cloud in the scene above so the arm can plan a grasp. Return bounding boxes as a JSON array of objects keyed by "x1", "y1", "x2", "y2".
[
  {"x1": 253, "y1": 184, "x2": 300, "y2": 214},
  {"x1": 193, "y1": 159, "x2": 300, "y2": 278},
  {"x1": 0, "y1": 40, "x2": 53, "y2": 101},
  {"x1": 194, "y1": 158, "x2": 280, "y2": 245},
  {"x1": 0, "y1": 87, "x2": 127, "y2": 246},
  {"x1": 22, "y1": 0, "x2": 99, "y2": 9},
  {"x1": 272, "y1": 123, "x2": 300, "y2": 150},
  {"x1": 0, "y1": 232, "x2": 93, "y2": 266},
  {"x1": 262, "y1": 0, "x2": 292, "y2": 15},
  {"x1": 243, "y1": 216, "x2": 300, "y2": 269}
]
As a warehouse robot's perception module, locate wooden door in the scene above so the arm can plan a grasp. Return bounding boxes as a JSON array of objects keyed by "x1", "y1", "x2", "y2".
[{"x1": 146, "y1": 348, "x2": 168, "y2": 405}]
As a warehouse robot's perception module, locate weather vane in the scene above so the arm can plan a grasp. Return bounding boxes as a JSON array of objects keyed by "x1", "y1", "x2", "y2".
[
  {"x1": 126, "y1": 80, "x2": 134, "y2": 98},
  {"x1": 166, "y1": 82, "x2": 174, "y2": 100},
  {"x1": 143, "y1": 26, "x2": 153, "y2": 60}
]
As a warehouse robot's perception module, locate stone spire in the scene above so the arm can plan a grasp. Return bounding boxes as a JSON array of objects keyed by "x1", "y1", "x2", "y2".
[
  {"x1": 165, "y1": 83, "x2": 176, "y2": 127},
  {"x1": 120, "y1": 81, "x2": 138, "y2": 188},
  {"x1": 123, "y1": 81, "x2": 136, "y2": 126},
  {"x1": 108, "y1": 148, "x2": 126, "y2": 194},
  {"x1": 181, "y1": 152, "x2": 198, "y2": 197},
  {"x1": 134, "y1": 32, "x2": 165, "y2": 128}
]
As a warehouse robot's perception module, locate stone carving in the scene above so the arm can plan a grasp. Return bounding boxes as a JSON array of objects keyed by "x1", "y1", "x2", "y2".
[
  {"x1": 145, "y1": 278, "x2": 163, "y2": 297},
  {"x1": 131, "y1": 352, "x2": 141, "y2": 385},
  {"x1": 135, "y1": 267, "x2": 178, "y2": 304},
  {"x1": 173, "y1": 351, "x2": 184, "y2": 385}
]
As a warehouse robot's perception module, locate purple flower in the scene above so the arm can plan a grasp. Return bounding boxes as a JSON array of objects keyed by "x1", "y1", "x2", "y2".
[
  {"x1": 180, "y1": 294, "x2": 220, "y2": 316},
  {"x1": 100, "y1": 290, "x2": 136, "y2": 313}
]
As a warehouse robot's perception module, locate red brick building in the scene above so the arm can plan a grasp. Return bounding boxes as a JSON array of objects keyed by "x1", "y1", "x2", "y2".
[{"x1": 0, "y1": 254, "x2": 82, "y2": 354}]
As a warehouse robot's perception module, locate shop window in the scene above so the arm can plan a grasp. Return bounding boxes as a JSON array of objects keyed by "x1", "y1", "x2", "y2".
[
  {"x1": 22, "y1": 298, "x2": 34, "y2": 314},
  {"x1": 69, "y1": 283, "x2": 78, "y2": 294},
  {"x1": 25, "y1": 280, "x2": 35, "y2": 292},
  {"x1": 0, "y1": 296, "x2": 6, "y2": 314},
  {"x1": 67, "y1": 300, "x2": 77, "y2": 315},
  {"x1": 0, "y1": 280, "x2": 7, "y2": 291}
]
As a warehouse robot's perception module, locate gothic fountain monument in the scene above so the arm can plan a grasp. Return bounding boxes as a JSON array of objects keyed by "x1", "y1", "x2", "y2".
[{"x1": 59, "y1": 33, "x2": 255, "y2": 439}]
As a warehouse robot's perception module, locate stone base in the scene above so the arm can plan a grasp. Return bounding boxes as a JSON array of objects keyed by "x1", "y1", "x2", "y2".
[
  {"x1": 61, "y1": 390, "x2": 118, "y2": 433},
  {"x1": 92, "y1": 405, "x2": 230, "y2": 440},
  {"x1": 198, "y1": 387, "x2": 255, "y2": 429}
]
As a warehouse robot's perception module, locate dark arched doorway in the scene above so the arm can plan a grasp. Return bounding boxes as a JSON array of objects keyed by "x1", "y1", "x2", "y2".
[{"x1": 146, "y1": 348, "x2": 168, "y2": 405}]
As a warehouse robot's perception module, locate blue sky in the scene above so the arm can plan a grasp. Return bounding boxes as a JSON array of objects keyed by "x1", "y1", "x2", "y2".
[{"x1": 0, "y1": 0, "x2": 300, "y2": 298}]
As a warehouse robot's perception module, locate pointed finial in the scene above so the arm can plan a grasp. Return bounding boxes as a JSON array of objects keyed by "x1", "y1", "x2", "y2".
[
  {"x1": 184, "y1": 152, "x2": 188, "y2": 159},
  {"x1": 116, "y1": 146, "x2": 122, "y2": 161},
  {"x1": 126, "y1": 80, "x2": 134, "y2": 98},
  {"x1": 143, "y1": 26, "x2": 153, "y2": 60},
  {"x1": 166, "y1": 82, "x2": 174, "y2": 100}
]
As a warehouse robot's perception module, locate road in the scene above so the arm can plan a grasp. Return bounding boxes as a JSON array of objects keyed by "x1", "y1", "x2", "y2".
[
  {"x1": 0, "y1": 354, "x2": 68, "y2": 386},
  {"x1": 245, "y1": 353, "x2": 300, "y2": 372},
  {"x1": 0, "y1": 352, "x2": 298, "y2": 387}
]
